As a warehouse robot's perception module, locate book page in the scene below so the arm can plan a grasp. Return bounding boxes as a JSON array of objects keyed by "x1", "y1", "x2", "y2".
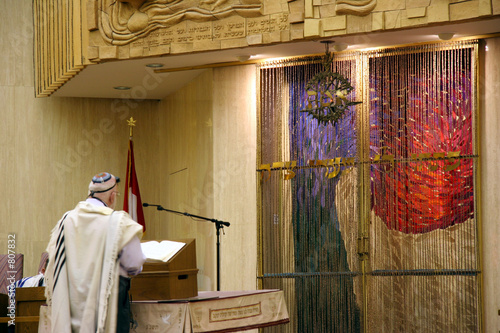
[{"x1": 141, "y1": 240, "x2": 186, "y2": 262}]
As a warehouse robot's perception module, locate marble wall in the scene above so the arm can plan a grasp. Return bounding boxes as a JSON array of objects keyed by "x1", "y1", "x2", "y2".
[
  {"x1": 152, "y1": 65, "x2": 258, "y2": 291},
  {"x1": 480, "y1": 36, "x2": 500, "y2": 333}
]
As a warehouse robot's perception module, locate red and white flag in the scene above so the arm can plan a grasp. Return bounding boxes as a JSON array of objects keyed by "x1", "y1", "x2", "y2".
[{"x1": 124, "y1": 139, "x2": 146, "y2": 231}]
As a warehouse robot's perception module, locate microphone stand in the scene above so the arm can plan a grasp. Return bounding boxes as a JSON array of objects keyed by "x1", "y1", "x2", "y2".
[{"x1": 143, "y1": 203, "x2": 230, "y2": 291}]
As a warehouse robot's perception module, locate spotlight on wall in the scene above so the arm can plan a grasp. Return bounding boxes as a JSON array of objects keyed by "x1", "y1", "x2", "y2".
[
  {"x1": 438, "y1": 32, "x2": 455, "y2": 40},
  {"x1": 333, "y1": 43, "x2": 348, "y2": 52},
  {"x1": 236, "y1": 55, "x2": 251, "y2": 62}
]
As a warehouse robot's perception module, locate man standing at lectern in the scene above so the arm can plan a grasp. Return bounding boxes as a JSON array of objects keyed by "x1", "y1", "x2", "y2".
[{"x1": 45, "y1": 172, "x2": 146, "y2": 333}]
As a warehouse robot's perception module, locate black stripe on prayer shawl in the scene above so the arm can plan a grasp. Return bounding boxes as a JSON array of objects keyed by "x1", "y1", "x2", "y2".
[
  {"x1": 54, "y1": 220, "x2": 65, "y2": 265},
  {"x1": 53, "y1": 246, "x2": 65, "y2": 287},
  {"x1": 53, "y1": 215, "x2": 67, "y2": 290},
  {"x1": 54, "y1": 233, "x2": 65, "y2": 264},
  {"x1": 53, "y1": 256, "x2": 66, "y2": 289},
  {"x1": 55, "y1": 221, "x2": 65, "y2": 250}
]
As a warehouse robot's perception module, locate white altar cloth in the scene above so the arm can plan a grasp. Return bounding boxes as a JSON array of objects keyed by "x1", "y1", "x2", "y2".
[{"x1": 39, "y1": 289, "x2": 289, "y2": 333}]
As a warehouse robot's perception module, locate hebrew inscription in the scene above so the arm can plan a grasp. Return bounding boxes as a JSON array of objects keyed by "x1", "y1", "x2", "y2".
[
  {"x1": 247, "y1": 14, "x2": 289, "y2": 35},
  {"x1": 126, "y1": 12, "x2": 289, "y2": 50},
  {"x1": 99, "y1": 0, "x2": 263, "y2": 45}
]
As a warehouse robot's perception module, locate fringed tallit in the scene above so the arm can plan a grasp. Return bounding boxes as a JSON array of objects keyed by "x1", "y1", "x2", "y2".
[{"x1": 45, "y1": 201, "x2": 143, "y2": 333}]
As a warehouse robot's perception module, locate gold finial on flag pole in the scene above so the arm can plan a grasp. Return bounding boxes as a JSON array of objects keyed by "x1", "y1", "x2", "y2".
[{"x1": 127, "y1": 117, "x2": 137, "y2": 138}]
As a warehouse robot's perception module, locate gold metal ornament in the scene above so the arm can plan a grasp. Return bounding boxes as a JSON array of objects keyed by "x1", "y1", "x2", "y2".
[
  {"x1": 300, "y1": 41, "x2": 362, "y2": 126},
  {"x1": 127, "y1": 117, "x2": 137, "y2": 137}
]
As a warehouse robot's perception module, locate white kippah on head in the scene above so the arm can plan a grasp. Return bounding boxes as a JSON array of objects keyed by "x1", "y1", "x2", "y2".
[{"x1": 88, "y1": 172, "x2": 120, "y2": 196}]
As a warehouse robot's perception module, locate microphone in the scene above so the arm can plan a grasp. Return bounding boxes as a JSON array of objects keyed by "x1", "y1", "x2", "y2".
[
  {"x1": 143, "y1": 203, "x2": 164, "y2": 210},
  {"x1": 142, "y1": 203, "x2": 230, "y2": 227},
  {"x1": 143, "y1": 203, "x2": 161, "y2": 208}
]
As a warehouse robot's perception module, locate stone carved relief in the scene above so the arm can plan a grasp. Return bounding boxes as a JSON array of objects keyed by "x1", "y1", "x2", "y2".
[
  {"x1": 336, "y1": 0, "x2": 377, "y2": 16},
  {"x1": 99, "y1": 0, "x2": 263, "y2": 45}
]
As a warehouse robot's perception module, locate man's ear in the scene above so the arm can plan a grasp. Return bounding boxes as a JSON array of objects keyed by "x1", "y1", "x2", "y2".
[{"x1": 109, "y1": 191, "x2": 117, "y2": 205}]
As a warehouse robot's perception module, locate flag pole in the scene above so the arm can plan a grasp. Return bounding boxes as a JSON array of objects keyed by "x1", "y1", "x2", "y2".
[
  {"x1": 126, "y1": 117, "x2": 135, "y2": 188},
  {"x1": 127, "y1": 117, "x2": 136, "y2": 138},
  {"x1": 124, "y1": 116, "x2": 146, "y2": 232}
]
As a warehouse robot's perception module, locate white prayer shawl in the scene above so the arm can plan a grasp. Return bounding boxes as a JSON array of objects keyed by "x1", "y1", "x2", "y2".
[{"x1": 45, "y1": 201, "x2": 143, "y2": 333}]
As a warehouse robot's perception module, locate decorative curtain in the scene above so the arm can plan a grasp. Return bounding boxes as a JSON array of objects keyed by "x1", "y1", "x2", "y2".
[
  {"x1": 366, "y1": 41, "x2": 479, "y2": 332},
  {"x1": 257, "y1": 40, "x2": 480, "y2": 333},
  {"x1": 258, "y1": 53, "x2": 362, "y2": 332}
]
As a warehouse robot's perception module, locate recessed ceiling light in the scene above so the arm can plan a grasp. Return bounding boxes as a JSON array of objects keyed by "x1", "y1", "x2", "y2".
[
  {"x1": 438, "y1": 32, "x2": 455, "y2": 40},
  {"x1": 236, "y1": 55, "x2": 251, "y2": 62},
  {"x1": 145, "y1": 63, "x2": 164, "y2": 68},
  {"x1": 333, "y1": 43, "x2": 348, "y2": 52},
  {"x1": 113, "y1": 86, "x2": 131, "y2": 90}
]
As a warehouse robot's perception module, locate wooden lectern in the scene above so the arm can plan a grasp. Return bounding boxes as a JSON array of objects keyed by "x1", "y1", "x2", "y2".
[
  {"x1": 14, "y1": 287, "x2": 45, "y2": 332},
  {"x1": 130, "y1": 239, "x2": 198, "y2": 301},
  {"x1": 0, "y1": 287, "x2": 46, "y2": 333}
]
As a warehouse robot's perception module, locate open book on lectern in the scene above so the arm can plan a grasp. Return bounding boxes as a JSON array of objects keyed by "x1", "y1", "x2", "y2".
[{"x1": 140, "y1": 240, "x2": 186, "y2": 263}]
